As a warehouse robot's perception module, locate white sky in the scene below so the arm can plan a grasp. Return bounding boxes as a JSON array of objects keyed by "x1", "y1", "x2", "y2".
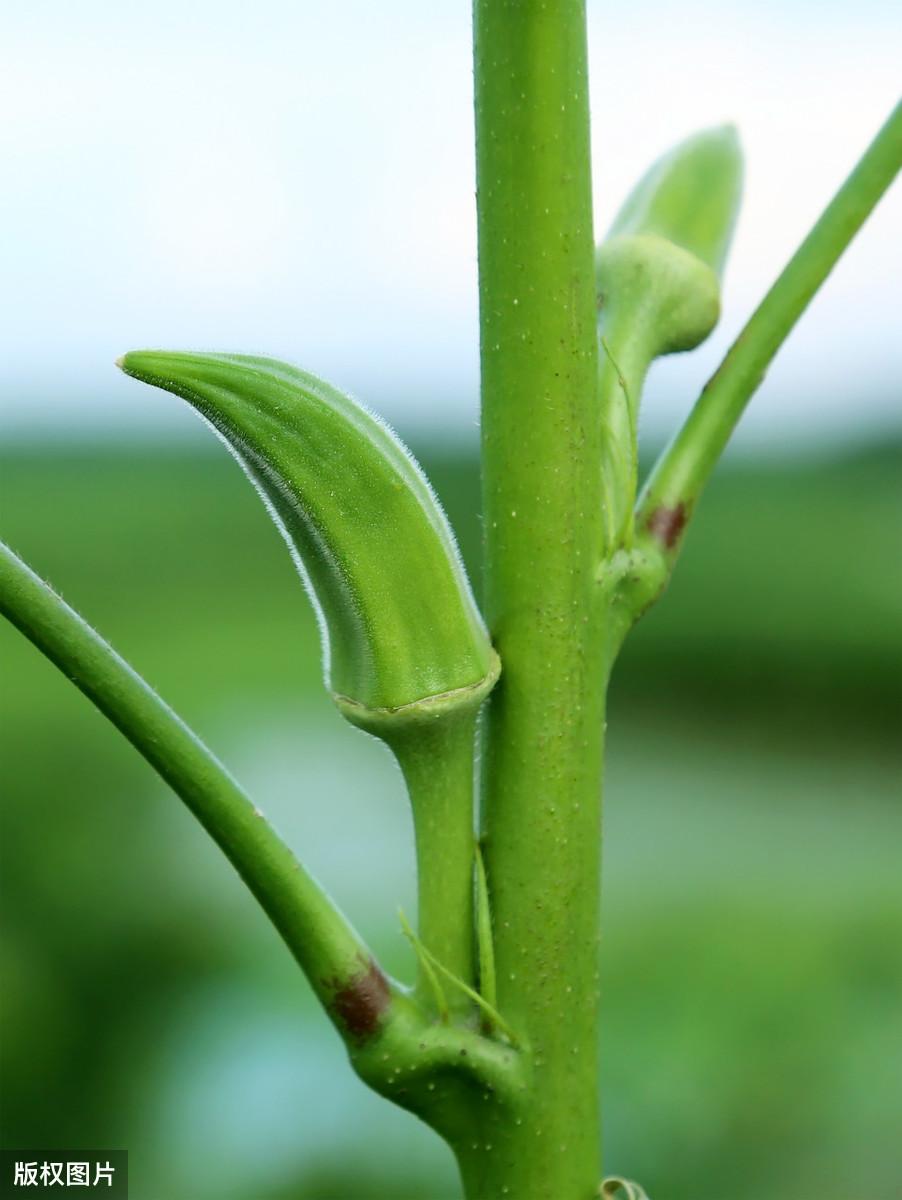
[{"x1": 1, "y1": 1, "x2": 900, "y2": 449}]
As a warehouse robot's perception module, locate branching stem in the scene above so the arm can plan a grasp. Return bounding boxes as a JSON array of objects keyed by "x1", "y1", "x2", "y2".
[
  {"x1": 636, "y1": 101, "x2": 902, "y2": 564},
  {"x1": 0, "y1": 539, "x2": 527, "y2": 1110},
  {"x1": 0, "y1": 542, "x2": 382, "y2": 1012}
]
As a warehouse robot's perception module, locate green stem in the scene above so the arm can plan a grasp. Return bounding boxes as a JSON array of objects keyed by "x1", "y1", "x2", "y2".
[
  {"x1": 390, "y1": 713, "x2": 478, "y2": 1005},
  {"x1": 636, "y1": 100, "x2": 902, "y2": 561},
  {"x1": 1, "y1": 539, "x2": 528, "y2": 1115},
  {"x1": 473, "y1": 1, "x2": 605, "y2": 1196},
  {"x1": 0, "y1": 540, "x2": 388, "y2": 1043},
  {"x1": 474, "y1": 840, "x2": 497, "y2": 1011},
  {"x1": 2, "y1": 543, "x2": 532, "y2": 1138},
  {"x1": 598, "y1": 320, "x2": 654, "y2": 548}
]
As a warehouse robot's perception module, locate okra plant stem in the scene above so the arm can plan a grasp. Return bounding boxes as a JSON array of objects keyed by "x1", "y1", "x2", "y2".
[
  {"x1": 391, "y1": 713, "x2": 480, "y2": 1002},
  {"x1": 0, "y1": 543, "x2": 377, "y2": 1019},
  {"x1": 473, "y1": 1, "x2": 606, "y2": 1195},
  {"x1": 0, "y1": 545, "x2": 521, "y2": 1116}
]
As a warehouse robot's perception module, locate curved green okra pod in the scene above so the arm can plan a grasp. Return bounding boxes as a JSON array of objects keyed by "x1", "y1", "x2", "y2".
[
  {"x1": 596, "y1": 126, "x2": 743, "y2": 547},
  {"x1": 118, "y1": 351, "x2": 499, "y2": 726},
  {"x1": 119, "y1": 350, "x2": 497, "y2": 996}
]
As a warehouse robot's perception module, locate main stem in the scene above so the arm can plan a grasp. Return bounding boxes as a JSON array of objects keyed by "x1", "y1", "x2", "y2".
[{"x1": 473, "y1": 2, "x2": 605, "y2": 1197}]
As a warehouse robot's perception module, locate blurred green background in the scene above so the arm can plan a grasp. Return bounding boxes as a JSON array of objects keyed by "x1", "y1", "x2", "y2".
[{"x1": 1, "y1": 436, "x2": 900, "y2": 1199}]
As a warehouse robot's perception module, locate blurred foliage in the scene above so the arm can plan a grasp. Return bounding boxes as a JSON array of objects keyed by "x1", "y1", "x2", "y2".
[{"x1": 1, "y1": 438, "x2": 900, "y2": 1199}]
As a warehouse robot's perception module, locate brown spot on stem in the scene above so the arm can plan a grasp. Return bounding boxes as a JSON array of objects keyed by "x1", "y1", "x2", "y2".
[
  {"x1": 327, "y1": 958, "x2": 391, "y2": 1042},
  {"x1": 647, "y1": 503, "x2": 688, "y2": 550}
]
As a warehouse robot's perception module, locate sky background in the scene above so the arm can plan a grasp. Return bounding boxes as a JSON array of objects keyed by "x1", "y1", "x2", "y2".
[{"x1": 1, "y1": 0, "x2": 900, "y2": 449}]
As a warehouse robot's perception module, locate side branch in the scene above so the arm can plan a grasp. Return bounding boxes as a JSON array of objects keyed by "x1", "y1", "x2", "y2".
[
  {"x1": 635, "y1": 100, "x2": 902, "y2": 563},
  {"x1": 0, "y1": 540, "x2": 528, "y2": 1112},
  {"x1": 0, "y1": 540, "x2": 385, "y2": 1045}
]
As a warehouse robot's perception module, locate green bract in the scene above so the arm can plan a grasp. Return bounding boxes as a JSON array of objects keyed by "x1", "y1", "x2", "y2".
[{"x1": 118, "y1": 351, "x2": 499, "y2": 729}]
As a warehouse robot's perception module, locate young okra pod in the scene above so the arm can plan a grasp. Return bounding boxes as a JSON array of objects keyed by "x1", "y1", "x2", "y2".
[
  {"x1": 598, "y1": 124, "x2": 743, "y2": 355},
  {"x1": 595, "y1": 126, "x2": 744, "y2": 545},
  {"x1": 118, "y1": 351, "x2": 499, "y2": 738}
]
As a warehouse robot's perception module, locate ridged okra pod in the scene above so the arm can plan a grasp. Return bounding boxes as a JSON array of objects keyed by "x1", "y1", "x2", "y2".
[{"x1": 120, "y1": 350, "x2": 498, "y2": 993}]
